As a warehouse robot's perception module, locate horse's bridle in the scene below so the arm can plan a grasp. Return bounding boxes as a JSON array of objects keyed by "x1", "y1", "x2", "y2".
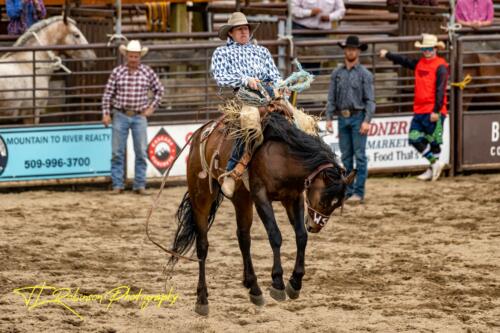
[{"x1": 303, "y1": 163, "x2": 337, "y2": 228}]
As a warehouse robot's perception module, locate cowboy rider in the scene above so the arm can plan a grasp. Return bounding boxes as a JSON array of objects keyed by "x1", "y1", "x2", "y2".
[{"x1": 211, "y1": 12, "x2": 283, "y2": 198}]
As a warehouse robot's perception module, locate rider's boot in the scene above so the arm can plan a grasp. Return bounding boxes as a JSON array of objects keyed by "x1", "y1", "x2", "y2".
[
  {"x1": 221, "y1": 175, "x2": 236, "y2": 198},
  {"x1": 221, "y1": 151, "x2": 251, "y2": 198}
]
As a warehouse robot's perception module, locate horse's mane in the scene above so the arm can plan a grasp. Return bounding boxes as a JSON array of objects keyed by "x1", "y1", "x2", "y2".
[
  {"x1": 13, "y1": 16, "x2": 76, "y2": 47},
  {"x1": 263, "y1": 112, "x2": 343, "y2": 175},
  {"x1": 263, "y1": 112, "x2": 345, "y2": 199}
]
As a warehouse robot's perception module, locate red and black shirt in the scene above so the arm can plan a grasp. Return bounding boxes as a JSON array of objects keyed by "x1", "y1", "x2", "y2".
[{"x1": 386, "y1": 52, "x2": 449, "y2": 116}]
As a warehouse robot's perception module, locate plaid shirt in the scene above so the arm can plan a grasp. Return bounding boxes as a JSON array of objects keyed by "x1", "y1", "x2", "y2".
[{"x1": 102, "y1": 64, "x2": 164, "y2": 116}]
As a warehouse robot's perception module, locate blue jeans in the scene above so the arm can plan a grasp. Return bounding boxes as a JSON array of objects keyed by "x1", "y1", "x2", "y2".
[
  {"x1": 111, "y1": 111, "x2": 148, "y2": 190},
  {"x1": 227, "y1": 138, "x2": 245, "y2": 172},
  {"x1": 338, "y1": 112, "x2": 368, "y2": 199}
]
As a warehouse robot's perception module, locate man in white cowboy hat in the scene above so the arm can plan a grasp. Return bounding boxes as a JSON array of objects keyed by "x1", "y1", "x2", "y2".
[
  {"x1": 102, "y1": 40, "x2": 164, "y2": 194},
  {"x1": 211, "y1": 12, "x2": 282, "y2": 198},
  {"x1": 379, "y1": 33, "x2": 448, "y2": 181}
]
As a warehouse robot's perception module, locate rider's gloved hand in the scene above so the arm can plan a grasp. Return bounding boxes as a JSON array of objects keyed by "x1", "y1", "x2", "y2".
[{"x1": 247, "y1": 78, "x2": 260, "y2": 90}]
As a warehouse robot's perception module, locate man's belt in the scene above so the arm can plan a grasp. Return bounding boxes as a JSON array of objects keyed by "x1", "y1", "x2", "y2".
[
  {"x1": 339, "y1": 109, "x2": 363, "y2": 118},
  {"x1": 113, "y1": 107, "x2": 138, "y2": 117}
]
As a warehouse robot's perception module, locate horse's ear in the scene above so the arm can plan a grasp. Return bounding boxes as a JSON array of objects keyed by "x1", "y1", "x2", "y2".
[
  {"x1": 63, "y1": 0, "x2": 70, "y2": 25},
  {"x1": 344, "y1": 170, "x2": 356, "y2": 185}
]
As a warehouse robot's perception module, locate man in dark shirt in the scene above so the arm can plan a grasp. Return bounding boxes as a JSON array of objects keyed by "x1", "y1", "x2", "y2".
[
  {"x1": 379, "y1": 33, "x2": 448, "y2": 181},
  {"x1": 326, "y1": 35, "x2": 376, "y2": 203}
]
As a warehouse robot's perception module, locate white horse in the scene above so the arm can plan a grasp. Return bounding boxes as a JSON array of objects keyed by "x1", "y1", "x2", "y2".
[{"x1": 0, "y1": 15, "x2": 97, "y2": 124}]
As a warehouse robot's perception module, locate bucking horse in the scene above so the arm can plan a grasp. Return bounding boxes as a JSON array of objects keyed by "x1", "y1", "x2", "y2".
[{"x1": 166, "y1": 88, "x2": 355, "y2": 316}]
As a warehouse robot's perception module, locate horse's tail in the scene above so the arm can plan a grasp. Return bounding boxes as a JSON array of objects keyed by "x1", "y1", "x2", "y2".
[{"x1": 167, "y1": 190, "x2": 224, "y2": 269}]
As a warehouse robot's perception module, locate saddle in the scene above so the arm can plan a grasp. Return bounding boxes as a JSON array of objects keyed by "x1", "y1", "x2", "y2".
[{"x1": 198, "y1": 99, "x2": 297, "y2": 194}]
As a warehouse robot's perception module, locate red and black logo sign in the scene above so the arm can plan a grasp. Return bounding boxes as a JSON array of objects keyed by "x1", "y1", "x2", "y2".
[
  {"x1": 147, "y1": 128, "x2": 180, "y2": 174},
  {"x1": 0, "y1": 135, "x2": 7, "y2": 176}
]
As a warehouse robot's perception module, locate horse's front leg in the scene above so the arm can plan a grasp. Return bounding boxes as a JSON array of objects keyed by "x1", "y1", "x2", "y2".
[
  {"x1": 253, "y1": 189, "x2": 286, "y2": 301},
  {"x1": 282, "y1": 196, "x2": 307, "y2": 300},
  {"x1": 232, "y1": 188, "x2": 264, "y2": 306}
]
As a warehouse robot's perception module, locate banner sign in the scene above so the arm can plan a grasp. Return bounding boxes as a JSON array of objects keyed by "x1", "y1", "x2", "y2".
[
  {"x1": 0, "y1": 125, "x2": 111, "y2": 182},
  {"x1": 319, "y1": 115, "x2": 450, "y2": 169},
  {"x1": 463, "y1": 113, "x2": 500, "y2": 165},
  {"x1": 127, "y1": 123, "x2": 202, "y2": 179},
  {"x1": 128, "y1": 115, "x2": 450, "y2": 179}
]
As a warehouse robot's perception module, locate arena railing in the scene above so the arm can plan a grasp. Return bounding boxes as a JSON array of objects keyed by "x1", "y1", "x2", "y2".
[
  {"x1": 291, "y1": 34, "x2": 451, "y2": 113},
  {"x1": 0, "y1": 36, "x2": 451, "y2": 127},
  {"x1": 1, "y1": 33, "x2": 500, "y2": 174},
  {"x1": 0, "y1": 33, "x2": 495, "y2": 126},
  {"x1": 0, "y1": 40, "x2": 290, "y2": 127}
]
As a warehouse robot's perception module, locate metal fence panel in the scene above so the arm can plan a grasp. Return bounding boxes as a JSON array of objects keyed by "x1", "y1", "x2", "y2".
[{"x1": 456, "y1": 35, "x2": 500, "y2": 171}]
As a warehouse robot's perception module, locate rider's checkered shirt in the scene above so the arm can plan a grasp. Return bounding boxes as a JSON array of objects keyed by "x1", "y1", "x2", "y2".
[
  {"x1": 102, "y1": 64, "x2": 164, "y2": 116},
  {"x1": 211, "y1": 39, "x2": 282, "y2": 88}
]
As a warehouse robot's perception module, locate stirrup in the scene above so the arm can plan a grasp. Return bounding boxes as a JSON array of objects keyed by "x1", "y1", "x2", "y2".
[{"x1": 218, "y1": 170, "x2": 231, "y2": 182}]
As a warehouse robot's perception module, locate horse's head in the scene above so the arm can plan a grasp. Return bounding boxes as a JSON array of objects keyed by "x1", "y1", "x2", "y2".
[
  {"x1": 304, "y1": 166, "x2": 356, "y2": 233},
  {"x1": 58, "y1": 18, "x2": 97, "y2": 68}
]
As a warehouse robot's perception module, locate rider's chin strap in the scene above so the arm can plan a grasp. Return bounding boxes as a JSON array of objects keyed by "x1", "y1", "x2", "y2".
[{"x1": 30, "y1": 31, "x2": 72, "y2": 74}]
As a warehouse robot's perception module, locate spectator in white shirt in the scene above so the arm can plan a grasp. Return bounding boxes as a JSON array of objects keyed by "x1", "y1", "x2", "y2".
[
  {"x1": 292, "y1": 0, "x2": 346, "y2": 74},
  {"x1": 292, "y1": 0, "x2": 346, "y2": 31}
]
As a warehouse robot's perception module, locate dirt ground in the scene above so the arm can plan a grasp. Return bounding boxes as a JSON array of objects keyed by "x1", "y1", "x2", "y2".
[{"x1": 0, "y1": 174, "x2": 499, "y2": 333}]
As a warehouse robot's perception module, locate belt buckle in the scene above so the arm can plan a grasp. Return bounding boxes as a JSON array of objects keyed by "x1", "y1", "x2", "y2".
[
  {"x1": 125, "y1": 109, "x2": 135, "y2": 117},
  {"x1": 341, "y1": 109, "x2": 351, "y2": 118}
]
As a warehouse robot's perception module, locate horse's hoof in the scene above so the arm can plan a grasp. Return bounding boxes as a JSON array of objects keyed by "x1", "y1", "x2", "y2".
[
  {"x1": 269, "y1": 286, "x2": 286, "y2": 302},
  {"x1": 285, "y1": 281, "x2": 300, "y2": 300},
  {"x1": 194, "y1": 303, "x2": 209, "y2": 316},
  {"x1": 249, "y1": 293, "x2": 265, "y2": 306}
]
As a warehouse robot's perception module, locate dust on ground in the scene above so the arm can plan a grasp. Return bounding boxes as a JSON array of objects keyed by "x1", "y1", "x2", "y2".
[{"x1": 1, "y1": 174, "x2": 499, "y2": 332}]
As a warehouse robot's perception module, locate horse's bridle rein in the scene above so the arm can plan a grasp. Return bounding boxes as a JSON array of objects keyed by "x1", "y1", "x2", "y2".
[{"x1": 303, "y1": 163, "x2": 339, "y2": 228}]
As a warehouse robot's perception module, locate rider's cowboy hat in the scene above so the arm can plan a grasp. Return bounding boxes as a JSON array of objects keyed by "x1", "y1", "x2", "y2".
[
  {"x1": 414, "y1": 33, "x2": 445, "y2": 50},
  {"x1": 218, "y1": 12, "x2": 260, "y2": 40},
  {"x1": 119, "y1": 40, "x2": 148, "y2": 57},
  {"x1": 338, "y1": 35, "x2": 368, "y2": 52}
]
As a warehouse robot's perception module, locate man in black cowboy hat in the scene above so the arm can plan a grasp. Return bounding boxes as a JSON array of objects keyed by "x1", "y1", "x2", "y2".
[{"x1": 326, "y1": 35, "x2": 375, "y2": 204}]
